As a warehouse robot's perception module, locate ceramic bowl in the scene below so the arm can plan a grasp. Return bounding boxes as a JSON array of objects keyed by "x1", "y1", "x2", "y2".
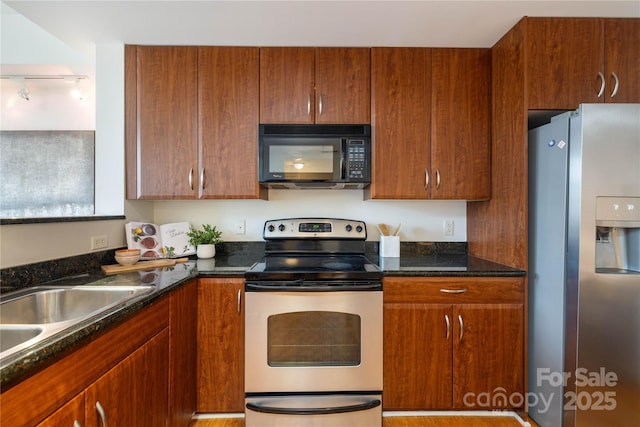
[
  {"x1": 115, "y1": 254, "x2": 140, "y2": 266},
  {"x1": 115, "y1": 248, "x2": 141, "y2": 257}
]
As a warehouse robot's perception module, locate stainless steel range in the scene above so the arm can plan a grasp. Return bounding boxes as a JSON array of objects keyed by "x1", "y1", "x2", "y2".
[{"x1": 244, "y1": 218, "x2": 383, "y2": 427}]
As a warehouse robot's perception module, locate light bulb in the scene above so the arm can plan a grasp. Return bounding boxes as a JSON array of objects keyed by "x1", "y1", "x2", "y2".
[{"x1": 70, "y1": 78, "x2": 84, "y2": 100}]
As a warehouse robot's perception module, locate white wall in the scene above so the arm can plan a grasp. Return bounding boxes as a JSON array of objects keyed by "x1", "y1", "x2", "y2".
[
  {"x1": 0, "y1": 7, "x2": 467, "y2": 269},
  {"x1": 152, "y1": 192, "x2": 466, "y2": 243}
]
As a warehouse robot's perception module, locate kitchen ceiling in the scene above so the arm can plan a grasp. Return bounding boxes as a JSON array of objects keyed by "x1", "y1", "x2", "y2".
[{"x1": 3, "y1": 0, "x2": 639, "y2": 58}]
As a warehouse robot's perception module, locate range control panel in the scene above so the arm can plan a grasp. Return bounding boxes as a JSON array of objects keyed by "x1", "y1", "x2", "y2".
[{"x1": 263, "y1": 218, "x2": 367, "y2": 240}]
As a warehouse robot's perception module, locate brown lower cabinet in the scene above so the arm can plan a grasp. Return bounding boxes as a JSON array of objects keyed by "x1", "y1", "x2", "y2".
[
  {"x1": 383, "y1": 276, "x2": 524, "y2": 410},
  {"x1": 1, "y1": 279, "x2": 198, "y2": 427},
  {"x1": 197, "y1": 278, "x2": 245, "y2": 413}
]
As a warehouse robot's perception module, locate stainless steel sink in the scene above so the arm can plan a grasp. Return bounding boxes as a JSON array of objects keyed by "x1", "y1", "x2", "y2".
[
  {"x1": 0, "y1": 287, "x2": 150, "y2": 324},
  {"x1": 0, "y1": 326, "x2": 44, "y2": 353},
  {"x1": 0, "y1": 285, "x2": 154, "y2": 367}
]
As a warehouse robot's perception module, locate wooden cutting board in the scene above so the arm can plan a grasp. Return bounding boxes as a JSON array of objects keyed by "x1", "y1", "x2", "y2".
[{"x1": 101, "y1": 258, "x2": 189, "y2": 275}]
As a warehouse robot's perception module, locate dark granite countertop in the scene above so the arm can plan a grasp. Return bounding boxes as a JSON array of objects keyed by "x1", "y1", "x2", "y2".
[
  {"x1": 374, "y1": 254, "x2": 525, "y2": 277},
  {"x1": 0, "y1": 241, "x2": 524, "y2": 388}
]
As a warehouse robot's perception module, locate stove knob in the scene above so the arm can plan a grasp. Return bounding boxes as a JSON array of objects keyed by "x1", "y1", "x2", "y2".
[
  {"x1": 267, "y1": 224, "x2": 275, "y2": 232},
  {"x1": 345, "y1": 224, "x2": 353, "y2": 232},
  {"x1": 356, "y1": 225, "x2": 363, "y2": 233},
  {"x1": 278, "y1": 224, "x2": 286, "y2": 232}
]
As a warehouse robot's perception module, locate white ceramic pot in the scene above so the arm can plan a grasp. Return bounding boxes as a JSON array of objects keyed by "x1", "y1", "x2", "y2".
[{"x1": 196, "y1": 244, "x2": 216, "y2": 259}]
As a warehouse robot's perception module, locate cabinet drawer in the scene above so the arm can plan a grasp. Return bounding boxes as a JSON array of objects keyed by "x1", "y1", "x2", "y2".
[{"x1": 383, "y1": 277, "x2": 524, "y2": 304}]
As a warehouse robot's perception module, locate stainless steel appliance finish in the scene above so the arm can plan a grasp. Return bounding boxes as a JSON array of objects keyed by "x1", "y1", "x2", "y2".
[
  {"x1": 245, "y1": 218, "x2": 382, "y2": 427},
  {"x1": 528, "y1": 104, "x2": 640, "y2": 427},
  {"x1": 258, "y1": 124, "x2": 371, "y2": 189}
]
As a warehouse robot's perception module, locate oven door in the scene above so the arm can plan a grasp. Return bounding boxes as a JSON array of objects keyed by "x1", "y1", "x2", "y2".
[{"x1": 245, "y1": 289, "x2": 382, "y2": 393}]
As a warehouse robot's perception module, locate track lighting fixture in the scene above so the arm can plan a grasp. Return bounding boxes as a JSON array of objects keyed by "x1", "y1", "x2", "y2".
[
  {"x1": 17, "y1": 79, "x2": 30, "y2": 101},
  {"x1": 1, "y1": 74, "x2": 89, "y2": 101}
]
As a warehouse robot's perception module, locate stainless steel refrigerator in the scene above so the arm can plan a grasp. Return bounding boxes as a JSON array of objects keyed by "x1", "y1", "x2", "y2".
[{"x1": 528, "y1": 104, "x2": 640, "y2": 427}]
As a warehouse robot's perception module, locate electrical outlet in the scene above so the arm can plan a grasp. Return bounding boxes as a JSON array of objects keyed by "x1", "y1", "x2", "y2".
[
  {"x1": 234, "y1": 219, "x2": 246, "y2": 235},
  {"x1": 91, "y1": 235, "x2": 108, "y2": 250},
  {"x1": 443, "y1": 219, "x2": 455, "y2": 236}
]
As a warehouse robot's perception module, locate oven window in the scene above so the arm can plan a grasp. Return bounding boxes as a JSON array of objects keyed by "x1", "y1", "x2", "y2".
[{"x1": 267, "y1": 311, "x2": 361, "y2": 367}]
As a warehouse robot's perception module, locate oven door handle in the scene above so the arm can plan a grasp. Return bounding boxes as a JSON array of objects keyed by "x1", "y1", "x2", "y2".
[
  {"x1": 246, "y1": 398, "x2": 381, "y2": 416},
  {"x1": 245, "y1": 283, "x2": 382, "y2": 292}
]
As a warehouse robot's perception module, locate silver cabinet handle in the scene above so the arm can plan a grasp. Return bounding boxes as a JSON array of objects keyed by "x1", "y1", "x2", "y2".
[
  {"x1": 436, "y1": 168, "x2": 441, "y2": 190},
  {"x1": 610, "y1": 72, "x2": 620, "y2": 98},
  {"x1": 96, "y1": 401, "x2": 108, "y2": 427},
  {"x1": 73, "y1": 421, "x2": 82, "y2": 427},
  {"x1": 237, "y1": 289, "x2": 242, "y2": 315},
  {"x1": 188, "y1": 168, "x2": 194, "y2": 191},
  {"x1": 440, "y1": 288, "x2": 467, "y2": 294},
  {"x1": 424, "y1": 168, "x2": 429, "y2": 190},
  {"x1": 597, "y1": 72, "x2": 605, "y2": 98},
  {"x1": 458, "y1": 314, "x2": 464, "y2": 341},
  {"x1": 199, "y1": 168, "x2": 205, "y2": 191},
  {"x1": 319, "y1": 94, "x2": 323, "y2": 115},
  {"x1": 307, "y1": 93, "x2": 311, "y2": 116},
  {"x1": 445, "y1": 314, "x2": 450, "y2": 340}
]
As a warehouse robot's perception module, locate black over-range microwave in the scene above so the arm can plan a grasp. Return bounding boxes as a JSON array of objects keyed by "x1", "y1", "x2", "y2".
[{"x1": 258, "y1": 124, "x2": 371, "y2": 189}]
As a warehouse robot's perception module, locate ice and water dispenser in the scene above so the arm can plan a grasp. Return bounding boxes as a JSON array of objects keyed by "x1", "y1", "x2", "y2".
[{"x1": 595, "y1": 197, "x2": 640, "y2": 273}]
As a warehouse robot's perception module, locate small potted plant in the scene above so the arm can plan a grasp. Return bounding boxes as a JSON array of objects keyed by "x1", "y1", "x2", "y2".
[{"x1": 187, "y1": 224, "x2": 223, "y2": 259}]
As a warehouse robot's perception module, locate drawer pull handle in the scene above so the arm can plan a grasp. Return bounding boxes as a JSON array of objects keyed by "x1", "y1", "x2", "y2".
[
  {"x1": 445, "y1": 314, "x2": 450, "y2": 340},
  {"x1": 596, "y1": 72, "x2": 605, "y2": 98},
  {"x1": 610, "y1": 72, "x2": 620, "y2": 98},
  {"x1": 96, "y1": 401, "x2": 108, "y2": 427},
  {"x1": 440, "y1": 288, "x2": 467, "y2": 294}
]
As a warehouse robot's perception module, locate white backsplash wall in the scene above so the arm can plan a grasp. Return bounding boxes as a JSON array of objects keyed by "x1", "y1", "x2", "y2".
[{"x1": 149, "y1": 190, "x2": 466, "y2": 242}]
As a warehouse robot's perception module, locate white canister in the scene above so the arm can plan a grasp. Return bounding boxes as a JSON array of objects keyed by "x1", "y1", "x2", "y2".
[{"x1": 380, "y1": 235, "x2": 400, "y2": 258}]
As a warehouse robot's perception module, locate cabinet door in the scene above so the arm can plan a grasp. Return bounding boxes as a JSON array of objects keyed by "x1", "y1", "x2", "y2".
[
  {"x1": 604, "y1": 18, "x2": 640, "y2": 103},
  {"x1": 315, "y1": 48, "x2": 371, "y2": 124},
  {"x1": 453, "y1": 304, "x2": 524, "y2": 409},
  {"x1": 526, "y1": 18, "x2": 604, "y2": 109},
  {"x1": 169, "y1": 280, "x2": 197, "y2": 427},
  {"x1": 135, "y1": 46, "x2": 198, "y2": 198},
  {"x1": 431, "y1": 48, "x2": 491, "y2": 200},
  {"x1": 260, "y1": 47, "x2": 315, "y2": 124},
  {"x1": 383, "y1": 303, "x2": 452, "y2": 410},
  {"x1": 368, "y1": 48, "x2": 431, "y2": 199},
  {"x1": 197, "y1": 278, "x2": 245, "y2": 412},
  {"x1": 85, "y1": 330, "x2": 169, "y2": 427},
  {"x1": 36, "y1": 392, "x2": 84, "y2": 427},
  {"x1": 198, "y1": 47, "x2": 264, "y2": 199}
]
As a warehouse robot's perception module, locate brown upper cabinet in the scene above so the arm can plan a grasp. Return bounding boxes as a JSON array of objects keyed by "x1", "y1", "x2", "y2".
[
  {"x1": 259, "y1": 47, "x2": 371, "y2": 124},
  {"x1": 367, "y1": 47, "x2": 491, "y2": 200},
  {"x1": 125, "y1": 45, "x2": 266, "y2": 200},
  {"x1": 527, "y1": 17, "x2": 640, "y2": 109}
]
